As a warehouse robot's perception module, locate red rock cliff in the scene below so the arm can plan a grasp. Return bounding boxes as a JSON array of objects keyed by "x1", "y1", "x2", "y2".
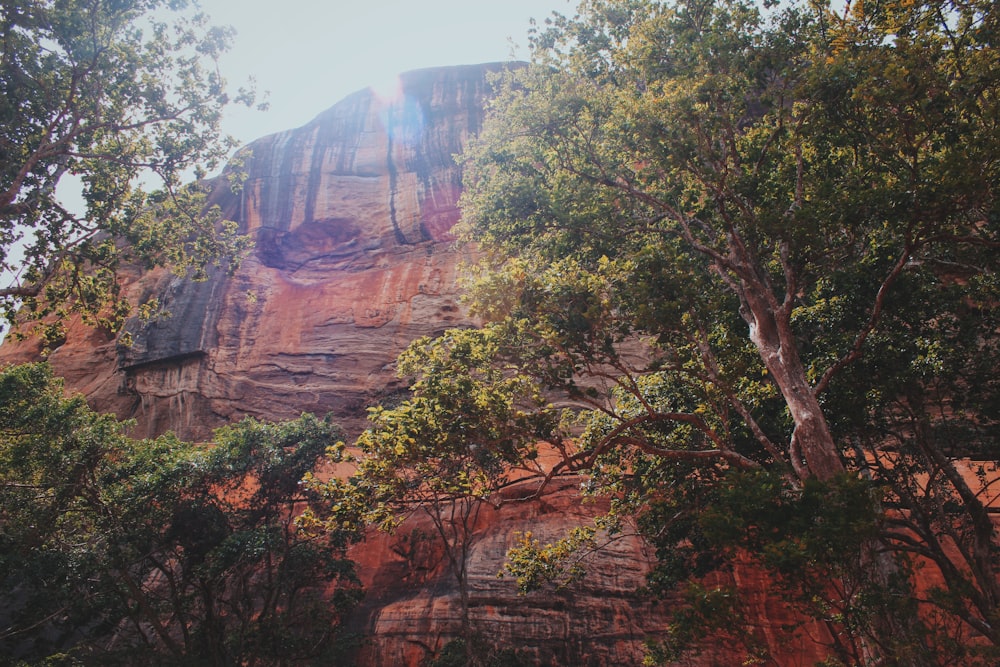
[
  {"x1": 1, "y1": 64, "x2": 496, "y2": 441},
  {"x1": 0, "y1": 63, "x2": 839, "y2": 666}
]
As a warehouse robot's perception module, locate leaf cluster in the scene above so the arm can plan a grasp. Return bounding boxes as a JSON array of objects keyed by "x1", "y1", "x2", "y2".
[
  {"x1": 1, "y1": 0, "x2": 260, "y2": 336},
  {"x1": 0, "y1": 363, "x2": 360, "y2": 665}
]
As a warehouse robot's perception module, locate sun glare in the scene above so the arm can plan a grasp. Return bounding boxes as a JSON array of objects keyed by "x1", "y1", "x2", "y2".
[{"x1": 369, "y1": 74, "x2": 404, "y2": 105}]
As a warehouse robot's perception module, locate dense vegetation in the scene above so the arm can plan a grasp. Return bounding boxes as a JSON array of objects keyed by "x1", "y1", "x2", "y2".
[
  {"x1": 1, "y1": 0, "x2": 999, "y2": 665},
  {"x1": 314, "y1": 0, "x2": 1000, "y2": 664},
  {"x1": 0, "y1": 0, "x2": 259, "y2": 341},
  {"x1": 0, "y1": 364, "x2": 360, "y2": 665}
]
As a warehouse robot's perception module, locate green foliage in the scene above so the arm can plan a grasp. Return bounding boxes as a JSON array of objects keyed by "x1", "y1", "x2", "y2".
[
  {"x1": 0, "y1": 363, "x2": 359, "y2": 665},
  {"x1": 642, "y1": 583, "x2": 766, "y2": 666},
  {"x1": 463, "y1": 0, "x2": 1000, "y2": 471},
  {"x1": 699, "y1": 472, "x2": 882, "y2": 573},
  {"x1": 0, "y1": 0, "x2": 260, "y2": 336},
  {"x1": 501, "y1": 527, "x2": 599, "y2": 594},
  {"x1": 415, "y1": 0, "x2": 1000, "y2": 662},
  {"x1": 428, "y1": 637, "x2": 528, "y2": 667},
  {"x1": 307, "y1": 325, "x2": 557, "y2": 533}
]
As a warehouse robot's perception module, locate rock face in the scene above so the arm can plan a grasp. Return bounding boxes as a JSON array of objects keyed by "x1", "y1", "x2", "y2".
[
  {"x1": 0, "y1": 63, "x2": 679, "y2": 665},
  {"x1": 0, "y1": 63, "x2": 837, "y2": 666},
  {"x1": 346, "y1": 474, "x2": 831, "y2": 667},
  {"x1": 2, "y1": 64, "x2": 491, "y2": 441},
  {"x1": 349, "y1": 478, "x2": 669, "y2": 666}
]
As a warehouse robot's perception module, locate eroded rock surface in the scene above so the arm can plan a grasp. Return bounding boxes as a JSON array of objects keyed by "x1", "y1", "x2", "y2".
[
  {"x1": 0, "y1": 64, "x2": 682, "y2": 664},
  {"x1": 2, "y1": 64, "x2": 493, "y2": 441},
  {"x1": 348, "y1": 478, "x2": 669, "y2": 666}
]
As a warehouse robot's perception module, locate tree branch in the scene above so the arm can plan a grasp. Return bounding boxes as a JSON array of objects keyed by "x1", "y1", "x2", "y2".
[{"x1": 814, "y1": 247, "x2": 911, "y2": 396}]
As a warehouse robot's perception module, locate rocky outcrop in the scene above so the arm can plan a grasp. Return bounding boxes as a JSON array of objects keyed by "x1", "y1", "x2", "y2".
[
  {"x1": 0, "y1": 63, "x2": 686, "y2": 664},
  {"x1": 1, "y1": 64, "x2": 494, "y2": 441},
  {"x1": 348, "y1": 478, "x2": 669, "y2": 666},
  {"x1": 346, "y1": 473, "x2": 834, "y2": 666}
]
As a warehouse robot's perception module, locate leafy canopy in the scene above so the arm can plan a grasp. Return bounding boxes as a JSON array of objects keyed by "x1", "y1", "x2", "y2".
[
  {"x1": 440, "y1": 0, "x2": 1000, "y2": 662},
  {"x1": 0, "y1": 363, "x2": 360, "y2": 665},
  {"x1": 0, "y1": 0, "x2": 260, "y2": 336}
]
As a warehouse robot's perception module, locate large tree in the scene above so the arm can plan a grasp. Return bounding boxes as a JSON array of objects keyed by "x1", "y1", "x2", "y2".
[
  {"x1": 436, "y1": 0, "x2": 999, "y2": 662},
  {"x1": 0, "y1": 363, "x2": 361, "y2": 665},
  {"x1": 0, "y1": 0, "x2": 257, "y2": 337}
]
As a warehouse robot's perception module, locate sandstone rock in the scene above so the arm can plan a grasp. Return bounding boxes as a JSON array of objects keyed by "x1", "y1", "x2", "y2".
[
  {"x1": 348, "y1": 477, "x2": 670, "y2": 666},
  {"x1": 1, "y1": 63, "x2": 496, "y2": 441},
  {"x1": 0, "y1": 63, "x2": 688, "y2": 666}
]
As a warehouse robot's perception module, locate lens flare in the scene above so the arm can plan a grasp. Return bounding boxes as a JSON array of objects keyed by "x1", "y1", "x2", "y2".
[
  {"x1": 369, "y1": 74, "x2": 403, "y2": 104},
  {"x1": 373, "y1": 75, "x2": 425, "y2": 146}
]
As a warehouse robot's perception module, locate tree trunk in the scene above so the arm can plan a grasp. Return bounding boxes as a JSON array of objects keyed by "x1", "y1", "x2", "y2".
[
  {"x1": 751, "y1": 315, "x2": 937, "y2": 664},
  {"x1": 740, "y1": 283, "x2": 844, "y2": 481}
]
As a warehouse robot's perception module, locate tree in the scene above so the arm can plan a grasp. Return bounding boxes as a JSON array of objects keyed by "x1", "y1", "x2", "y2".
[
  {"x1": 0, "y1": 0, "x2": 258, "y2": 337},
  {"x1": 0, "y1": 363, "x2": 361, "y2": 665},
  {"x1": 306, "y1": 326, "x2": 552, "y2": 666},
  {"x1": 439, "y1": 0, "x2": 999, "y2": 662}
]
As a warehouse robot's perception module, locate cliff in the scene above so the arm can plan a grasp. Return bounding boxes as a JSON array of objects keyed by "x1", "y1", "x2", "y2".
[
  {"x1": 1, "y1": 64, "x2": 493, "y2": 442},
  {"x1": 0, "y1": 63, "x2": 835, "y2": 666}
]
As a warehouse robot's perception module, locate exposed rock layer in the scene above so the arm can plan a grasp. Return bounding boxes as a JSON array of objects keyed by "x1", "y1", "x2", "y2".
[{"x1": 349, "y1": 478, "x2": 668, "y2": 666}]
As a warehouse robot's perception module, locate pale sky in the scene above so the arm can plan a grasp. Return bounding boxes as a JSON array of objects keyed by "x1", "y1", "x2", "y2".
[{"x1": 200, "y1": 0, "x2": 574, "y2": 147}]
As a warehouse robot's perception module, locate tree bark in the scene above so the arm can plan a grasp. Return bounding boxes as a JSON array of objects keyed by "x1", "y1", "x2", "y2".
[{"x1": 739, "y1": 277, "x2": 845, "y2": 481}]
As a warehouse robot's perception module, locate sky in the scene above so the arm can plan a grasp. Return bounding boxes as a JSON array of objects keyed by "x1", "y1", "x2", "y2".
[{"x1": 199, "y1": 0, "x2": 575, "y2": 148}]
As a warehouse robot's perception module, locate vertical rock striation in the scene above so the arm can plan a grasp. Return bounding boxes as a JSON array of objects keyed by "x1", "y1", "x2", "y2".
[{"x1": 2, "y1": 63, "x2": 498, "y2": 441}]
